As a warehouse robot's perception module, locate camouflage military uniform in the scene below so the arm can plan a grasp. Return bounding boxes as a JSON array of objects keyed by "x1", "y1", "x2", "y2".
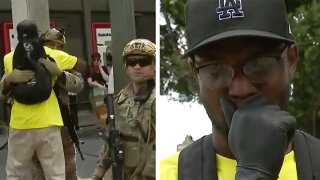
[
  {"x1": 32, "y1": 67, "x2": 84, "y2": 180},
  {"x1": 31, "y1": 28, "x2": 84, "y2": 180},
  {"x1": 92, "y1": 83, "x2": 156, "y2": 180}
]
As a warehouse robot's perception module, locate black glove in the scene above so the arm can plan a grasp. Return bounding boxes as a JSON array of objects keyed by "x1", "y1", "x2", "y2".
[{"x1": 220, "y1": 96, "x2": 296, "y2": 180}]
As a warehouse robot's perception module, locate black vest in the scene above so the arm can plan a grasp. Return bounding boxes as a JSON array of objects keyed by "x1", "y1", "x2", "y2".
[{"x1": 178, "y1": 131, "x2": 320, "y2": 180}]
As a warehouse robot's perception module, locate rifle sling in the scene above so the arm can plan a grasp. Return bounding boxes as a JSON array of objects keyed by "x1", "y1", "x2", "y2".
[
  {"x1": 135, "y1": 120, "x2": 148, "y2": 142},
  {"x1": 120, "y1": 134, "x2": 139, "y2": 142}
]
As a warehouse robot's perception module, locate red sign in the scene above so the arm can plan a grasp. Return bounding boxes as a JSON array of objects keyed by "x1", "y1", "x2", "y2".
[
  {"x1": 91, "y1": 22, "x2": 111, "y2": 53},
  {"x1": 1, "y1": 21, "x2": 55, "y2": 55}
]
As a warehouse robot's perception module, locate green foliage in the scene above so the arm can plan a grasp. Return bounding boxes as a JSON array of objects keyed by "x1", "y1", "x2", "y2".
[
  {"x1": 288, "y1": 1, "x2": 320, "y2": 134},
  {"x1": 285, "y1": 0, "x2": 311, "y2": 13},
  {"x1": 160, "y1": 0, "x2": 198, "y2": 102}
]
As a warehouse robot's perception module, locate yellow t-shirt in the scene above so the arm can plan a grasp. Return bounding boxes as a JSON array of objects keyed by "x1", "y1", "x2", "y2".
[
  {"x1": 4, "y1": 46, "x2": 77, "y2": 129},
  {"x1": 160, "y1": 151, "x2": 297, "y2": 180}
]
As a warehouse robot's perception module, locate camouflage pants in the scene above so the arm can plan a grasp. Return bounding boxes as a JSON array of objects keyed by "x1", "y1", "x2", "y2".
[{"x1": 32, "y1": 127, "x2": 77, "y2": 180}]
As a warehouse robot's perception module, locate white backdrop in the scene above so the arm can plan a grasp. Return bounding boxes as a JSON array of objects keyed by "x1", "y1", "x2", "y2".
[{"x1": 157, "y1": 95, "x2": 212, "y2": 159}]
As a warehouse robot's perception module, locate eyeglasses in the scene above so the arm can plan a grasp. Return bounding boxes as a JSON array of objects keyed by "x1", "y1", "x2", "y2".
[
  {"x1": 125, "y1": 57, "x2": 152, "y2": 67},
  {"x1": 194, "y1": 47, "x2": 288, "y2": 89}
]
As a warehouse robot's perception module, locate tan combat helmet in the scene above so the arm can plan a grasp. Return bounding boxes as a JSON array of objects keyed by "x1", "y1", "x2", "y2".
[
  {"x1": 42, "y1": 28, "x2": 66, "y2": 49},
  {"x1": 123, "y1": 39, "x2": 156, "y2": 59}
]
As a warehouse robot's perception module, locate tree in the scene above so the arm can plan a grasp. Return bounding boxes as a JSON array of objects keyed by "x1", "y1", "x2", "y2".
[
  {"x1": 160, "y1": 0, "x2": 198, "y2": 102},
  {"x1": 160, "y1": 0, "x2": 320, "y2": 136},
  {"x1": 287, "y1": 1, "x2": 320, "y2": 136}
]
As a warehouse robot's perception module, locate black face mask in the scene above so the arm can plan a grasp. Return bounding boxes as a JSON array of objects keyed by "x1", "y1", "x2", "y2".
[{"x1": 17, "y1": 20, "x2": 39, "y2": 42}]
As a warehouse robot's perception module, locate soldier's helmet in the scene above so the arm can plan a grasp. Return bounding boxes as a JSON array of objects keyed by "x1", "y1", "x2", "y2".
[
  {"x1": 42, "y1": 28, "x2": 66, "y2": 48},
  {"x1": 123, "y1": 39, "x2": 156, "y2": 59}
]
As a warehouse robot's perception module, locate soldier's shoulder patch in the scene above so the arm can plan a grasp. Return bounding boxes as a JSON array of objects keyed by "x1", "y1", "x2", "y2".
[{"x1": 116, "y1": 92, "x2": 128, "y2": 104}]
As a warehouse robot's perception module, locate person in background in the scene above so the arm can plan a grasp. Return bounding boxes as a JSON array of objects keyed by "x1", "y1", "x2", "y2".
[
  {"x1": 87, "y1": 52, "x2": 109, "y2": 137},
  {"x1": 105, "y1": 46, "x2": 113, "y2": 73}
]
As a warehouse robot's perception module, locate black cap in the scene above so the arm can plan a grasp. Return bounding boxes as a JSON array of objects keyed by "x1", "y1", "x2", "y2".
[
  {"x1": 16, "y1": 20, "x2": 39, "y2": 41},
  {"x1": 184, "y1": 0, "x2": 294, "y2": 57}
]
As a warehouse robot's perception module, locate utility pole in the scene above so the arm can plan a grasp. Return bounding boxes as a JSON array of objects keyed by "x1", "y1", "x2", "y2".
[
  {"x1": 109, "y1": 0, "x2": 136, "y2": 93},
  {"x1": 11, "y1": 0, "x2": 50, "y2": 46}
]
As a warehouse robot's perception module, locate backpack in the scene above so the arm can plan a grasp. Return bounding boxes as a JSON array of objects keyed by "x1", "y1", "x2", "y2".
[
  {"x1": 11, "y1": 40, "x2": 52, "y2": 105},
  {"x1": 178, "y1": 131, "x2": 320, "y2": 180}
]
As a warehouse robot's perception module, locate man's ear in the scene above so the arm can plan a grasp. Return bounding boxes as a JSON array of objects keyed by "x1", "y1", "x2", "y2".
[
  {"x1": 188, "y1": 57, "x2": 198, "y2": 81},
  {"x1": 287, "y1": 43, "x2": 298, "y2": 79}
]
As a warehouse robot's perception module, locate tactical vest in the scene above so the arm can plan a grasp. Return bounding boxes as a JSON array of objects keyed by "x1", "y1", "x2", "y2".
[
  {"x1": 178, "y1": 131, "x2": 320, "y2": 180},
  {"x1": 11, "y1": 42, "x2": 52, "y2": 105},
  {"x1": 114, "y1": 85, "x2": 156, "y2": 178}
]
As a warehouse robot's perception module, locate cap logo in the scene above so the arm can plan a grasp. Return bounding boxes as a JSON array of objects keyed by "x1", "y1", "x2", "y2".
[{"x1": 216, "y1": 0, "x2": 244, "y2": 20}]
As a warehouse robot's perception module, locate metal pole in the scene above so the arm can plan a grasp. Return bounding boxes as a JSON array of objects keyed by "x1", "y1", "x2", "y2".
[
  {"x1": 109, "y1": 0, "x2": 136, "y2": 93},
  {"x1": 11, "y1": 0, "x2": 50, "y2": 34}
]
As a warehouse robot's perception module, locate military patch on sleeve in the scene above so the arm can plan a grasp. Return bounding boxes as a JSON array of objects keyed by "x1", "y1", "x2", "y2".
[{"x1": 216, "y1": 0, "x2": 244, "y2": 20}]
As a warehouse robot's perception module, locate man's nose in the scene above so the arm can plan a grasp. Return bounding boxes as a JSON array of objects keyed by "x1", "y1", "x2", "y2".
[
  {"x1": 228, "y1": 71, "x2": 257, "y2": 100},
  {"x1": 133, "y1": 63, "x2": 142, "y2": 68}
]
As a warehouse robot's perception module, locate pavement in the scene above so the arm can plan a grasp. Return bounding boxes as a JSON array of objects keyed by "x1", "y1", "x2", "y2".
[{"x1": 0, "y1": 110, "x2": 105, "y2": 180}]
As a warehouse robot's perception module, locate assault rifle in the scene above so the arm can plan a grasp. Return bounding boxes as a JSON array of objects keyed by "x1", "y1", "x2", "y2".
[
  {"x1": 104, "y1": 67, "x2": 124, "y2": 180},
  {"x1": 65, "y1": 106, "x2": 85, "y2": 160},
  {"x1": 53, "y1": 86, "x2": 84, "y2": 160}
]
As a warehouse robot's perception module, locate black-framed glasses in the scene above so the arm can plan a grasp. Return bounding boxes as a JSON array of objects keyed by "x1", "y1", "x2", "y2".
[
  {"x1": 194, "y1": 46, "x2": 288, "y2": 89},
  {"x1": 125, "y1": 57, "x2": 152, "y2": 67}
]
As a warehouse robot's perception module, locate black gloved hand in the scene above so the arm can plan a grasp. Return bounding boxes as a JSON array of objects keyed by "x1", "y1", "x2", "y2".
[{"x1": 220, "y1": 96, "x2": 296, "y2": 180}]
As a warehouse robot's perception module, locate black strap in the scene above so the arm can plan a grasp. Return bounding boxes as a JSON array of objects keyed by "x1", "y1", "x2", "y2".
[
  {"x1": 135, "y1": 120, "x2": 148, "y2": 142},
  {"x1": 178, "y1": 132, "x2": 320, "y2": 180},
  {"x1": 178, "y1": 134, "x2": 217, "y2": 180},
  {"x1": 294, "y1": 131, "x2": 320, "y2": 179}
]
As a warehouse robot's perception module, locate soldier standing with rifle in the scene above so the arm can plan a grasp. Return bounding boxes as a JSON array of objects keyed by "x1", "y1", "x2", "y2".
[{"x1": 92, "y1": 39, "x2": 156, "y2": 180}]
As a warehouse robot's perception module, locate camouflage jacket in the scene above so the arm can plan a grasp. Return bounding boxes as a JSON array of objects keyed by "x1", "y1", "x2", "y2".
[
  {"x1": 114, "y1": 83, "x2": 156, "y2": 144},
  {"x1": 55, "y1": 70, "x2": 84, "y2": 105},
  {"x1": 114, "y1": 83, "x2": 156, "y2": 174}
]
